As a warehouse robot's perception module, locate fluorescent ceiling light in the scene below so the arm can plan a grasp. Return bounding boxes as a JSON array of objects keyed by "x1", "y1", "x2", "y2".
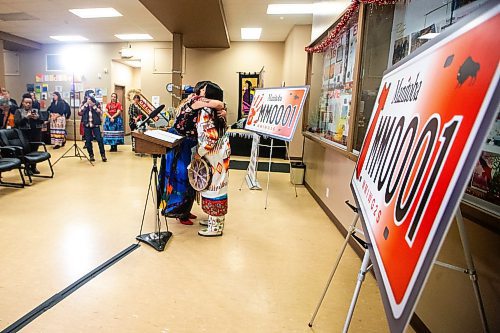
[
  {"x1": 50, "y1": 35, "x2": 88, "y2": 42},
  {"x1": 69, "y1": 8, "x2": 122, "y2": 18},
  {"x1": 241, "y1": 28, "x2": 262, "y2": 40},
  {"x1": 115, "y1": 34, "x2": 153, "y2": 40},
  {"x1": 418, "y1": 32, "x2": 440, "y2": 40},
  {"x1": 267, "y1": 4, "x2": 313, "y2": 14}
]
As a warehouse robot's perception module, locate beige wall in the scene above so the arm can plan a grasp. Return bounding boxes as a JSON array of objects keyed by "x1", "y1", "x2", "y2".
[
  {"x1": 282, "y1": 25, "x2": 311, "y2": 158},
  {"x1": 184, "y1": 42, "x2": 284, "y2": 125},
  {"x1": 4, "y1": 41, "x2": 172, "y2": 108},
  {"x1": 304, "y1": 5, "x2": 500, "y2": 333}
]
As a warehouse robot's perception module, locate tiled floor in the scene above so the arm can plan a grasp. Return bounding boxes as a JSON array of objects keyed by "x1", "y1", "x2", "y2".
[{"x1": 0, "y1": 142, "x2": 412, "y2": 332}]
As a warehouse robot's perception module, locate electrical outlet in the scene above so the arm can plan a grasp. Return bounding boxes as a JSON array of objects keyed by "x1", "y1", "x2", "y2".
[{"x1": 326, "y1": 187, "x2": 330, "y2": 198}]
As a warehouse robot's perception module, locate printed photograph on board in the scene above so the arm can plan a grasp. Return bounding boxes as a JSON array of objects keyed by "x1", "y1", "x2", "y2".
[
  {"x1": 392, "y1": 35, "x2": 410, "y2": 65},
  {"x1": 410, "y1": 24, "x2": 436, "y2": 53}
]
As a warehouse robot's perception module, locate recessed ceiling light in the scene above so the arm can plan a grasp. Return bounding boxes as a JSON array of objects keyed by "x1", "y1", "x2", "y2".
[
  {"x1": 115, "y1": 34, "x2": 153, "y2": 40},
  {"x1": 50, "y1": 35, "x2": 88, "y2": 42},
  {"x1": 418, "y1": 32, "x2": 440, "y2": 40},
  {"x1": 69, "y1": 8, "x2": 122, "y2": 18},
  {"x1": 241, "y1": 28, "x2": 262, "y2": 40},
  {"x1": 267, "y1": 4, "x2": 313, "y2": 15}
]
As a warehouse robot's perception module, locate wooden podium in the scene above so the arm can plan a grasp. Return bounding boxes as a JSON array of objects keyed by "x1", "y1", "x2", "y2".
[
  {"x1": 132, "y1": 130, "x2": 183, "y2": 251},
  {"x1": 132, "y1": 131, "x2": 181, "y2": 154}
]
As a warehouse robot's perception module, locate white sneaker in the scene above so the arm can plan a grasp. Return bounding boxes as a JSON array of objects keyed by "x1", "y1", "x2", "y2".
[{"x1": 199, "y1": 219, "x2": 209, "y2": 226}]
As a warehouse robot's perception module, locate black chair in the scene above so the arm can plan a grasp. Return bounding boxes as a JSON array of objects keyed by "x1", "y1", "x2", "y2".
[
  {"x1": 0, "y1": 148, "x2": 26, "y2": 188},
  {"x1": 0, "y1": 128, "x2": 54, "y2": 183}
]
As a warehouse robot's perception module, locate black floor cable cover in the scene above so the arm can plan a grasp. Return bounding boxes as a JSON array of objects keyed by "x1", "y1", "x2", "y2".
[{"x1": 1, "y1": 243, "x2": 140, "y2": 333}]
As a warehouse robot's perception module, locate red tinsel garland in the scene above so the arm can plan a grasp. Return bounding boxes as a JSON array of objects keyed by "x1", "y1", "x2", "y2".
[{"x1": 305, "y1": 0, "x2": 400, "y2": 53}]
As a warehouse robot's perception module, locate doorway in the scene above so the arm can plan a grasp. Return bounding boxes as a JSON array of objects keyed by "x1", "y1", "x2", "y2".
[{"x1": 114, "y1": 85, "x2": 127, "y2": 134}]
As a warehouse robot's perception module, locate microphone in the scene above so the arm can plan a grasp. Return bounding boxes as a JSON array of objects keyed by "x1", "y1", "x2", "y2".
[{"x1": 137, "y1": 104, "x2": 165, "y2": 129}]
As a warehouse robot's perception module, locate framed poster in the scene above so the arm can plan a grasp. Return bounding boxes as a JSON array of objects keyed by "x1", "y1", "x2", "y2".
[
  {"x1": 238, "y1": 73, "x2": 260, "y2": 119},
  {"x1": 350, "y1": 3, "x2": 499, "y2": 332}
]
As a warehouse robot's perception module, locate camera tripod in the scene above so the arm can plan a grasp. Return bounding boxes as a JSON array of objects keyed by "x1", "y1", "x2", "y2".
[{"x1": 53, "y1": 90, "x2": 93, "y2": 166}]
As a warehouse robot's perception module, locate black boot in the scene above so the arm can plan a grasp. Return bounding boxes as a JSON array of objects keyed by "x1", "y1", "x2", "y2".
[{"x1": 31, "y1": 165, "x2": 40, "y2": 175}]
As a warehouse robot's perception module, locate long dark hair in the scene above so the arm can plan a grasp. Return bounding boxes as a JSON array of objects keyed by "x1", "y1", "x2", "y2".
[
  {"x1": 53, "y1": 91, "x2": 62, "y2": 102},
  {"x1": 194, "y1": 81, "x2": 208, "y2": 95},
  {"x1": 203, "y1": 81, "x2": 226, "y2": 136}
]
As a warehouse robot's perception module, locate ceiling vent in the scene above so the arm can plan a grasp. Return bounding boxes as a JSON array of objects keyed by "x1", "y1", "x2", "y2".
[{"x1": 0, "y1": 12, "x2": 39, "y2": 21}]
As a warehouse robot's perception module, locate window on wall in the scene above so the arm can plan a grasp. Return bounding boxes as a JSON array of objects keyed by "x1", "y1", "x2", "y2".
[
  {"x1": 46, "y1": 54, "x2": 65, "y2": 71},
  {"x1": 306, "y1": 12, "x2": 359, "y2": 149},
  {"x1": 353, "y1": 4, "x2": 394, "y2": 153},
  {"x1": 388, "y1": 0, "x2": 488, "y2": 68},
  {"x1": 306, "y1": 0, "x2": 488, "y2": 156},
  {"x1": 307, "y1": 5, "x2": 392, "y2": 155},
  {"x1": 386, "y1": 0, "x2": 498, "y2": 221}
]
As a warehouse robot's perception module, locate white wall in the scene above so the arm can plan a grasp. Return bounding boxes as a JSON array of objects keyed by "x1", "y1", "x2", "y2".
[
  {"x1": 4, "y1": 41, "x2": 172, "y2": 108},
  {"x1": 282, "y1": 25, "x2": 312, "y2": 158},
  {"x1": 184, "y1": 42, "x2": 285, "y2": 125}
]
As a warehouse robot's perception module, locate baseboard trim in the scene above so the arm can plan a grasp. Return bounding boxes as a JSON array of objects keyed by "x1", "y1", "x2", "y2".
[{"x1": 304, "y1": 181, "x2": 431, "y2": 333}]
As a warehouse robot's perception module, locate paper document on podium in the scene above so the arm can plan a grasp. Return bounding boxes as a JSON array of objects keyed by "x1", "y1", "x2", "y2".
[{"x1": 144, "y1": 130, "x2": 183, "y2": 143}]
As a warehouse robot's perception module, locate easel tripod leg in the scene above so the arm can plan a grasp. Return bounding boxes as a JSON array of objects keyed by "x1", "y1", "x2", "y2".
[
  {"x1": 455, "y1": 209, "x2": 490, "y2": 333},
  {"x1": 342, "y1": 249, "x2": 371, "y2": 333},
  {"x1": 265, "y1": 138, "x2": 273, "y2": 209},
  {"x1": 285, "y1": 141, "x2": 298, "y2": 197},
  {"x1": 308, "y1": 215, "x2": 359, "y2": 327}
]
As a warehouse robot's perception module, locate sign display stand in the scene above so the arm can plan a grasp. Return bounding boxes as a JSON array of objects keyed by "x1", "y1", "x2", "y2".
[
  {"x1": 308, "y1": 201, "x2": 362, "y2": 328},
  {"x1": 347, "y1": 4, "x2": 498, "y2": 331},
  {"x1": 260, "y1": 138, "x2": 297, "y2": 209},
  {"x1": 434, "y1": 209, "x2": 489, "y2": 333},
  {"x1": 308, "y1": 202, "x2": 490, "y2": 333},
  {"x1": 238, "y1": 136, "x2": 298, "y2": 209},
  {"x1": 239, "y1": 132, "x2": 262, "y2": 190},
  {"x1": 241, "y1": 85, "x2": 309, "y2": 209}
]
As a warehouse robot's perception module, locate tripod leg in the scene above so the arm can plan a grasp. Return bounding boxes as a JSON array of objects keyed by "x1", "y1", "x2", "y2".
[
  {"x1": 265, "y1": 138, "x2": 273, "y2": 209},
  {"x1": 285, "y1": 141, "x2": 298, "y2": 197},
  {"x1": 138, "y1": 165, "x2": 155, "y2": 236},
  {"x1": 308, "y1": 215, "x2": 359, "y2": 327},
  {"x1": 455, "y1": 210, "x2": 490, "y2": 333},
  {"x1": 342, "y1": 249, "x2": 371, "y2": 333}
]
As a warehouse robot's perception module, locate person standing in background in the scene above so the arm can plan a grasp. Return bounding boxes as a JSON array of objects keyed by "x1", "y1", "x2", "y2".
[
  {"x1": 103, "y1": 92, "x2": 125, "y2": 152},
  {"x1": 47, "y1": 92, "x2": 71, "y2": 149},
  {"x1": 128, "y1": 94, "x2": 142, "y2": 152},
  {"x1": 30, "y1": 92, "x2": 40, "y2": 111},
  {"x1": 79, "y1": 96, "x2": 107, "y2": 162},
  {"x1": 14, "y1": 93, "x2": 44, "y2": 174},
  {"x1": 0, "y1": 88, "x2": 18, "y2": 129}
]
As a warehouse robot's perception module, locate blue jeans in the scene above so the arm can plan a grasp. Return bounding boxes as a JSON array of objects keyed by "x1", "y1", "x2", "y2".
[{"x1": 84, "y1": 126, "x2": 105, "y2": 157}]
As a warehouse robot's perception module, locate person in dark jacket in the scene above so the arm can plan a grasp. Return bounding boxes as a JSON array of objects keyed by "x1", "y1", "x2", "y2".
[
  {"x1": 47, "y1": 91, "x2": 71, "y2": 149},
  {"x1": 78, "y1": 96, "x2": 106, "y2": 162},
  {"x1": 14, "y1": 93, "x2": 44, "y2": 174}
]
